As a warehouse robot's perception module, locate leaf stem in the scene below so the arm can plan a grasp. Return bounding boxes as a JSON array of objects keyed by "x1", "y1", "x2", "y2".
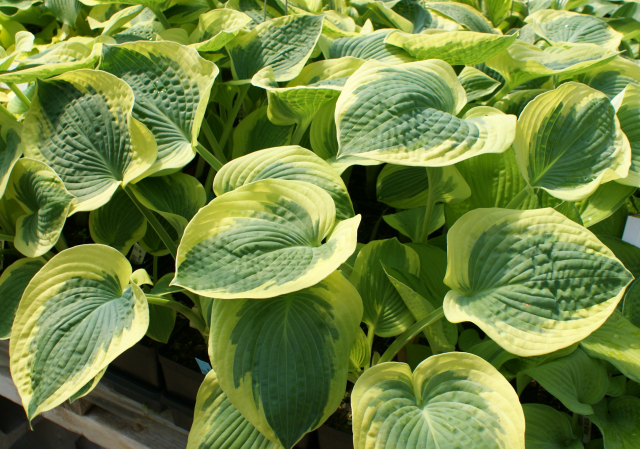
[
  {"x1": 365, "y1": 324, "x2": 375, "y2": 370},
  {"x1": 54, "y1": 233, "x2": 68, "y2": 252},
  {"x1": 200, "y1": 120, "x2": 227, "y2": 163},
  {"x1": 0, "y1": 233, "x2": 14, "y2": 242},
  {"x1": 505, "y1": 187, "x2": 530, "y2": 209},
  {"x1": 195, "y1": 143, "x2": 223, "y2": 171},
  {"x1": 291, "y1": 118, "x2": 312, "y2": 146},
  {"x1": 7, "y1": 82, "x2": 30, "y2": 109},
  {"x1": 124, "y1": 185, "x2": 178, "y2": 259},
  {"x1": 151, "y1": 6, "x2": 171, "y2": 30},
  {"x1": 377, "y1": 307, "x2": 444, "y2": 365},
  {"x1": 418, "y1": 187, "x2": 436, "y2": 244},
  {"x1": 153, "y1": 255, "x2": 158, "y2": 283},
  {"x1": 146, "y1": 294, "x2": 207, "y2": 334},
  {"x1": 0, "y1": 103, "x2": 17, "y2": 122},
  {"x1": 204, "y1": 84, "x2": 250, "y2": 194},
  {"x1": 0, "y1": 248, "x2": 22, "y2": 256}
]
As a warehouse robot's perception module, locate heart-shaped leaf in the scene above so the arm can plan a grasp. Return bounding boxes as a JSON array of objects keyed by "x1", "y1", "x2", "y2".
[
  {"x1": 486, "y1": 41, "x2": 618, "y2": 93},
  {"x1": 0, "y1": 129, "x2": 22, "y2": 198},
  {"x1": 523, "y1": 404, "x2": 582, "y2": 449},
  {"x1": 351, "y1": 352, "x2": 525, "y2": 449},
  {"x1": 22, "y1": 69, "x2": 157, "y2": 212},
  {"x1": 209, "y1": 271, "x2": 362, "y2": 449},
  {"x1": 187, "y1": 368, "x2": 280, "y2": 449},
  {"x1": 445, "y1": 150, "x2": 539, "y2": 227},
  {"x1": 526, "y1": 10, "x2": 623, "y2": 50},
  {"x1": 89, "y1": 187, "x2": 146, "y2": 255},
  {"x1": 10, "y1": 244, "x2": 148, "y2": 420},
  {"x1": 213, "y1": 145, "x2": 354, "y2": 220},
  {"x1": 251, "y1": 57, "x2": 364, "y2": 128},
  {"x1": 524, "y1": 348, "x2": 608, "y2": 414},
  {"x1": 0, "y1": 258, "x2": 45, "y2": 339},
  {"x1": 385, "y1": 29, "x2": 517, "y2": 65},
  {"x1": 591, "y1": 397, "x2": 640, "y2": 448},
  {"x1": 174, "y1": 179, "x2": 360, "y2": 299},
  {"x1": 349, "y1": 238, "x2": 420, "y2": 337},
  {"x1": 444, "y1": 207, "x2": 633, "y2": 356},
  {"x1": 99, "y1": 41, "x2": 219, "y2": 175},
  {"x1": 336, "y1": 59, "x2": 516, "y2": 166},
  {"x1": 227, "y1": 14, "x2": 324, "y2": 83},
  {"x1": 232, "y1": 106, "x2": 294, "y2": 158},
  {"x1": 130, "y1": 172, "x2": 205, "y2": 238},
  {"x1": 581, "y1": 311, "x2": 640, "y2": 383},
  {"x1": 321, "y1": 29, "x2": 414, "y2": 64},
  {"x1": 458, "y1": 66, "x2": 501, "y2": 102},
  {"x1": 514, "y1": 82, "x2": 630, "y2": 201},
  {"x1": 188, "y1": 9, "x2": 251, "y2": 52},
  {"x1": 6, "y1": 158, "x2": 74, "y2": 257}
]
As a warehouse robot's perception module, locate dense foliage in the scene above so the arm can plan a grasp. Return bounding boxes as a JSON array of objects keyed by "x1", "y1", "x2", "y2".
[{"x1": 0, "y1": 0, "x2": 639, "y2": 446}]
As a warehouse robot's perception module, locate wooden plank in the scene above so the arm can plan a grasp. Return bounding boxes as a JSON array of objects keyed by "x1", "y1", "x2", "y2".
[{"x1": 0, "y1": 364, "x2": 188, "y2": 449}]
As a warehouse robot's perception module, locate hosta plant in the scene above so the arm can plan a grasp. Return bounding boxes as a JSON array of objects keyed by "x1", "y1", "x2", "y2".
[{"x1": 0, "y1": 0, "x2": 640, "y2": 447}]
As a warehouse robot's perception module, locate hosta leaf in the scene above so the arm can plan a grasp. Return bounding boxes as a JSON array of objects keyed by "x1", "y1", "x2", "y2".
[
  {"x1": 523, "y1": 348, "x2": 608, "y2": 414},
  {"x1": 383, "y1": 204, "x2": 445, "y2": 242},
  {"x1": 0, "y1": 41, "x2": 101, "y2": 84},
  {"x1": 188, "y1": 9, "x2": 251, "y2": 52},
  {"x1": 526, "y1": 10, "x2": 623, "y2": 51},
  {"x1": 483, "y1": 0, "x2": 512, "y2": 27},
  {"x1": 443, "y1": 207, "x2": 633, "y2": 357},
  {"x1": 251, "y1": 57, "x2": 365, "y2": 127},
  {"x1": 614, "y1": 84, "x2": 640, "y2": 187},
  {"x1": 232, "y1": 106, "x2": 294, "y2": 159},
  {"x1": 383, "y1": 264, "x2": 454, "y2": 353},
  {"x1": 139, "y1": 214, "x2": 178, "y2": 257},
  {"x1": 69, "y1": 367, "x2": 107, "y2": 403},
  {"x1": 174, "y1": 179, "x2": 360, "y2": 299},
  {"x1": 599, "y1": 235, "x2": 640, "y2": 277},
  {"x1": 458, "y1": 66, "x2": 501, "y2": 102},
  {"x1": 351, "y1": 353, "x2": 525, "y2": 449},
  {"x1": 590, "y1": 203, "x2": 627, "y2": 238},
  {"x1": 514, "y1": 82, "x2": 630, "y2": 201},
  {"x1": 45, "y1": 0, "x2": 81, "y2": 27},
  {"x1": 486, "y1": 41, "x2": 618, "y2": 92},
  {"x1": 0, "y1": 129, "x2": 22, "y2": 198},
  {"x1": 581, "y1": 311, "x2": 640, "y2": 383},
  {"x1": 99, "y1": 41, "x2": 219, "y2": 175},
  {"x1": 6, "y1": 158, "x2": 74, "y2": 258},
  {"x1": 466, "y1": 339, "x2": 520, "y2": 378},
  {"x1": 0, "y1": 258, "x2": 45, "y2": 339},
  {"x1": 10, "y1": 244, "x2": 148, "y2": 420},
  {"x1": 227, "y1": 14, "x2": 324, "y2": 83},
  {"x1": 622, "y1": 279, "x2": 640, "y2": 328},
  {"x1": 22, "y1": 69, "x2": 157, "y2": 212},
  {"x1": 130, "y1": 172, "x2": 205, "y2": 237},
  {"x1": 577, "y1": 182, "x2": 635, "y2": 228},
  {"x1": 523, "y1": 404, "x2": 583, "y2": 449},
  {"x1": 580, "y1": 56, "x2": 640, "y2": 99},
  {"x1": 590, "y1": 396, "x2": 640, "y2": 449},
  {"x1": 376, "y1": 165, "x2": 430, "y2": 209},
  {"x1": 445, "y1": 150, "x2": 540, "y2": 226},
  {"x1": 187, "y1": 368, "x2": 280, "y2": 449},
  {"x1": 209, "y1": 271, "x2": 362, "y2": 449},
  {"x1": 349, "y1": 238, "x2": 419, "y2": 337},
  {"x1": 309, "y1": 98, "x2": 379, "y2": 174},
  {"x1": 350, "y1": 327, "x2": 370, "y2": 372},
  {"x1": 146, "y1": 304, "x2": 175, "y2": 344},
  {"x1": 321, "y1": 29, "x2": 414, "y2": 64},
  {"x1": 87, "y1": 5, "x2": 145, "y2": 35},
  {"x1": 424, "y1": 1, "x2": 496, "y2": 33},
  {"x1": 213, "y1": 146, "x2": 355, "y2": 220},
  {"x1": 89, "y1": 187, "x2": 146, "y2": 254},
  {"x1": 113, "y1": 21, "x2": 163, "y2": 43},
  {"x1": 384, "y1": 29, "x2": 517, "y2": 65},
  {"x1": 336, "y1": 59, "x2": 516, "y2": 166}
]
